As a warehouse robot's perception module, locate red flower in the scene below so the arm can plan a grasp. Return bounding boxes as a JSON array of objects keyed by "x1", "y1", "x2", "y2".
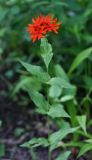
[{"x1": 27, "y1": 14, "x2": 61, "y2": 42}]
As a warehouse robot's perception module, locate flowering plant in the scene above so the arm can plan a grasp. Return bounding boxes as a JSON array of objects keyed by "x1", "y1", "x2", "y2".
[{"x1": 19, "y1": 14, "x2": 92, "y2": 160}]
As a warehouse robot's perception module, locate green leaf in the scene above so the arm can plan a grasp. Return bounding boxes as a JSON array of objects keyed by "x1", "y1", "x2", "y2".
[
  {"x1": 0, "y1": 144, "x2": 5, "y2": 157},
  {"x1": 19, "y1": 61, "x2": 50, "y2": 82},
  {"x1": 12, "y1": 76, "x2": 41, "y2": 96},
  {"x1": 83, "y1": 76, "x2": 92, "y2": 90},
  {"x1": 10, "y1": 6, "x2": 20, "y2": 15},
  {"x1": 77, "y1": 115, "x2": 87, "y2": 134},
  {"x1": 25, "y1": 87, "x2": 50, "y2": 114},
  {"x1": 40, "y1": 38, "x2": 53, "y2": 70},
  {"x1": 14, "y1": 128, "x2": 25, "y2": 137},
  {"x1": 78, "y1": 143, "x2": 92, "y2": 158},
  {"x1": 63, "y1": 86, "x2": 76, "y2": 96},
  {"x1": 49, "y1": 126, "x2": 79, "y2": 151},
  {"x1": 47, "y1": 77, "x2": 74, "y2": 89},
  {"x1": 54, "y1": 64, "x2": 69, "y2": 81},
  {"x1": 0, "y1": 28, "x2": 7, "y2": 37},
  {"x1": 12, "y1": 77, "x2": 32, "y2": 95},
  {"x1": 85, "y1": 139, "x2": 92, "y2": 144},
  {"x1": 48, "y1": 104, "x2": 70, "y2": 118},
  {"x1": 53, "y1": 2, "x2": 68, "y2": 7},
  {"x1": 49, "y1": 85, "x2": 62, "y2": 98},
  {"x1": 56, "y1": 151, "x2": 71, "y2": 160},
  {"x1": 69, "y1": 47, "x2": 92, "y2": 74},
  {"x1": 32, "y1": 1, "x2": 49, "y2": 8},
  {"x1": 60, "y1": 86, "x2": 76, "y2": 102},
  {"x1": 21, "y1": 137, "x2": 49, "y2": 148},
  {"x1": 60, "y1": 95, "x2": 74, "y2": 102},
  {"x1": 0, "y1": 8, "x2": 9, "y2": 23},
  {"x1": 66, "y1": 101, "x2": 77, "y2": 126}
]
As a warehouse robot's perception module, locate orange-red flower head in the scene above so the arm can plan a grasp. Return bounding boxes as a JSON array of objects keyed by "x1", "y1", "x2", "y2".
[{"x1": 27, "y1": 14, "x2": 61, "y2": 42}]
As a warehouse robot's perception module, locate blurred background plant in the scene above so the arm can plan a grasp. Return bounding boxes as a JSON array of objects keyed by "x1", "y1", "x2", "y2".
[
  {"x1": 0, "y1": 0, "x2": 92, "y2": 159},
  {"x1": 0, "y1": 0, "x2": 92, "y2": 98}
]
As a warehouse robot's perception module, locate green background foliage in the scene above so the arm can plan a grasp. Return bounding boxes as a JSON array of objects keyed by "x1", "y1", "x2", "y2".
[{"x1": 0, "y1": 0, "x2": 92, "y2": 95}]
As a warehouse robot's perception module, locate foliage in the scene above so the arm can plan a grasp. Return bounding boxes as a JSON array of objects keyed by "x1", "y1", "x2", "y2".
[
  {"x1": 19, "y1": 38, "x2": 92, "y2": 159},
  {"x1": 0, "y1": 0, "x2": 92, "y2": 159}
]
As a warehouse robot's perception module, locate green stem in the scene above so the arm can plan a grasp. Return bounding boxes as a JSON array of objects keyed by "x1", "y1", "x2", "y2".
[
  {"x1": 46, "y1": 67, "x2": 51, "y2": 160},
  {"x1": 64, "y1": 142, "x2": 83, "y2": 148},
  {"x1": 30, "y1": 148, "x2": 36, "y2": 160},
  {"x1": 48, "y1": 146, "x2": 51, "y2": 160},
  {"x1": 47, "y1": 117, "x2": 51, "y2": 160}
]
